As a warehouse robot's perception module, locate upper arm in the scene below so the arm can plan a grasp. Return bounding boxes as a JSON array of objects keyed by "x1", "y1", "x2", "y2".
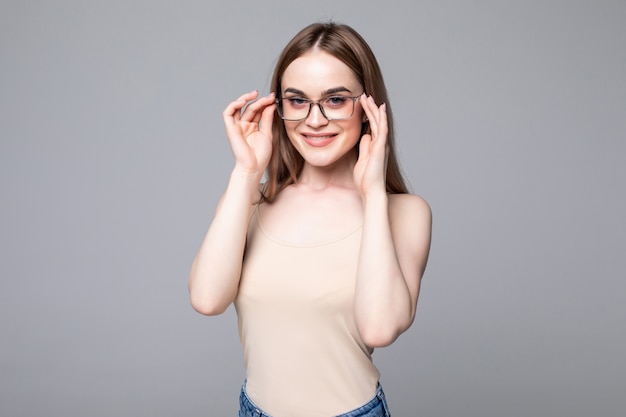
[{"x1": 389, "y1": 193, "x2": 432, "y2": 316}]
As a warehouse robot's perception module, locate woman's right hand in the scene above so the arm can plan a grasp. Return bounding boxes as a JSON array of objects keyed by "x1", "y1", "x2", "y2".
[{"x1": 223, "y1": 90, "x2": 276, "y2": 177}]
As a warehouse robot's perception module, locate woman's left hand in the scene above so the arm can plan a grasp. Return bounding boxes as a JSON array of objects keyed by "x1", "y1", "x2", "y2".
[{"x1": 353, "y1": 94, "x2": 389, "y2": 197}]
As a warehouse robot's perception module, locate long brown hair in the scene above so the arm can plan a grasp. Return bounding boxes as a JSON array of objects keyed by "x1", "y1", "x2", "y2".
[{"x1": 261, "y1": 22, "x2": 408, "y2": 203}]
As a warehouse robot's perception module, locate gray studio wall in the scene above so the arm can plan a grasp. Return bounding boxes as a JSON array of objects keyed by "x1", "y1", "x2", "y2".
[{"x1": 1, "y1": 1, "x2": 625, "y2": 416}]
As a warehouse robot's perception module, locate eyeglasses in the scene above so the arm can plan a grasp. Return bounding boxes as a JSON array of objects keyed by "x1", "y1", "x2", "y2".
[{"x1": 276, "y1": 94, "x2": 362, "y2": 121}]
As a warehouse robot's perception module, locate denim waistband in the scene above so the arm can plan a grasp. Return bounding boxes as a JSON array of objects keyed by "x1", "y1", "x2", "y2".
[{"x1": 238, "y1": 381, "x2": 391, "y2": 417}]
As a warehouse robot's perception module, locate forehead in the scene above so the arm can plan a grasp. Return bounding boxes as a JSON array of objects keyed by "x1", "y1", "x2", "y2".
[{"x1": 281, "y1": 50, "x2": 361, "y2": 94}]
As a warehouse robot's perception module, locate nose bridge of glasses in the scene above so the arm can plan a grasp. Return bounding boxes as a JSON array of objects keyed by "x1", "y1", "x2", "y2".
[
  {"x1": 310, "y1": 99, "x2": 328, "y2": 119},
  {"x1": 304, "y1": 100, "x2": 329, "y2": 123}
]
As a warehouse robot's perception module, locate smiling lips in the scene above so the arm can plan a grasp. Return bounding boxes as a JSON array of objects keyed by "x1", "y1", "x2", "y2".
[{"x1": 301, "y1": 133, "x2": 337, "y2": 147}]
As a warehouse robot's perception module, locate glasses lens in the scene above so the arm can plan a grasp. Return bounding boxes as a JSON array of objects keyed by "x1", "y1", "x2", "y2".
[
  {"x1": 321, "y1": 96, "x2": 354, "y2": 120},
  {"x1": 279, "y1": 97, "x2": 355, "y2": 121},
  {"x1": 279, "y1": 98, "x2": 309, "y2": 120}
]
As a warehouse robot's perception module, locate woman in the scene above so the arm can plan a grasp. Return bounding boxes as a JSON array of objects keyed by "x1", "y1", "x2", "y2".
[{"x1": 189, "y1": 22, "x2": 432, "y2": 417}]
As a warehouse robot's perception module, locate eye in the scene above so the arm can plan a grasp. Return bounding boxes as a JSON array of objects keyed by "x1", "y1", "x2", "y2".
[
  {"x1": 324, "y1": 96, "x2": 349, "y2": 108},
  {"x1": 286, "y1": 97, "x2": 310, "y2": 108}
]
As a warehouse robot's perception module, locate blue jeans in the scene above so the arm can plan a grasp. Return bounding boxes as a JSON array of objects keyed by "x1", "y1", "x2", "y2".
[{"x1": 238, "y1": 382, "x2": 391, "y2": 417}]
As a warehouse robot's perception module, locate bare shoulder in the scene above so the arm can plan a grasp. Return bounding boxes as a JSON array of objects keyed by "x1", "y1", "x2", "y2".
[
  {"x1": 388, "y1": 193, "x2": 432, "y2": 251},
  {"x1": 388, "y1": 193, "x2": 432, "y2": 280},
  {"x1": 388, "y1": 193, "x2": 432, "y2": 227}
]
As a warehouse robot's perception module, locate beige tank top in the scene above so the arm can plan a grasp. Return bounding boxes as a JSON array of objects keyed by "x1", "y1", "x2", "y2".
[{"x1": 234, "y1": 207, "x2": 380, "y2": 417}]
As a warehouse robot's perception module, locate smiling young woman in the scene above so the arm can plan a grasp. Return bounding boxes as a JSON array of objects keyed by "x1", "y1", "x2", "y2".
[
  {"x1": 188, "y1": 22, "x2": 432, "y2": 417},
  {"x1": 279, "y1": 49, "x2": 366, "y2": 171}
]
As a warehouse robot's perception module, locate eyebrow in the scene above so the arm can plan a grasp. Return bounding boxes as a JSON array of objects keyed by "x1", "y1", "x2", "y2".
[{"x1": 283, "y1": 86, "x2": 353, "y2": 96}]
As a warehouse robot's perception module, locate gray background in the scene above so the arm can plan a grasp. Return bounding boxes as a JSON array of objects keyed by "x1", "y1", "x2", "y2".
[{"x1": 1, "y1": 1, "x2": 625, "y2": 416}]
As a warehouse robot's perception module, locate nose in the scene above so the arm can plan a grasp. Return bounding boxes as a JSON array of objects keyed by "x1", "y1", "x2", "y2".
[{"x1": 305, "y1": 103, "x2": 329, "y2": 127}]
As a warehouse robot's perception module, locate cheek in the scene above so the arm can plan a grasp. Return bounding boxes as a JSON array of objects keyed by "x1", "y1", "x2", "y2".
[
  {"x1": 345, "y1": 118, "x2": 366, "y2": 140},
  {"x1": 283, "y1": 122, "x2": 302, "y2": 147},
  {"x1": 283, "y1": 120, "x2": 298, "y2": 135}
]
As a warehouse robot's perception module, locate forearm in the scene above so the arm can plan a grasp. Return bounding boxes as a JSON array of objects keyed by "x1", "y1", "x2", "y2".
[
  {"x1": 354, "y1": 192, "x2": 414, "y2": 347},
  {"x1": 188, "y1": 169, "x2": 261, "y2": 315}
]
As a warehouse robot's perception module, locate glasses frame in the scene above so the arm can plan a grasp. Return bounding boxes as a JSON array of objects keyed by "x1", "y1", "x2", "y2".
[{"x1": 275, "y1": 93, "x2": 364, "y2": 122}]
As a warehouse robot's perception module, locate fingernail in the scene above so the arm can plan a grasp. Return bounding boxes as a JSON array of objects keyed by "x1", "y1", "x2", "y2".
[{"x1": 381, "y1": 103, "x2": 387, "y2": 112}]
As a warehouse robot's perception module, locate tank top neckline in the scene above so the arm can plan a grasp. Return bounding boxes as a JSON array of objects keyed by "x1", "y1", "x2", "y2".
[{"x1": 254, "y1": 205, "x2": 362, "y2": 248}]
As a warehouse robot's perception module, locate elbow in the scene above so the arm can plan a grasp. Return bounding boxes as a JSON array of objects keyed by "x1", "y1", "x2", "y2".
[
  {"x1": 359, "y1": 325, "x2": 402, "y2": 348},
  {"x1": 188, "y1": 269, "x2": 236, "y2": 316},
  {"x1": 188, "y1": 286, "x2": 233, "y2": 316},
  {"x1": 357, "y1": 312, "x2": 415, "y2": 348},
  {"x1": 190, "y1": 296, "x2": 230, "y2": 316}
]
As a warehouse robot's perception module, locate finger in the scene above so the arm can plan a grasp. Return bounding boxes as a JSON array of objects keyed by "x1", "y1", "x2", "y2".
[
  {"x1": 374, "y1": 102, "x2": 388, "y2": 150},
  {"x1": 361, "y1": 95, "x2": 382, "y2": 137},
  {"x1": 259, "y1": 100, "x2": 276, "y2": 137},
  {"x1": 360, "y1": 94, "x2": 376, "y2": 126},
  {"x1": 366, "y1": 98, "x2": 388, "y2": 149},
  {"x1": 223, "y1": 90, "x2": 258, "y2": 124},
  {"x1": 359, "y1": 95, "x2": 375, "y2": 138},
  {"x1": 359, "y1": 133, "x2": 372, "y2": 160},
  {"x1": 241, "y1": 92, "x2": 276, "y2": 123}
]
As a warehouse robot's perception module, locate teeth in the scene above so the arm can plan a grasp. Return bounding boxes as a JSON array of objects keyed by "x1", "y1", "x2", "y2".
[{"x1": 305, "y1": 135, "x2": 333, "y2": 139}]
